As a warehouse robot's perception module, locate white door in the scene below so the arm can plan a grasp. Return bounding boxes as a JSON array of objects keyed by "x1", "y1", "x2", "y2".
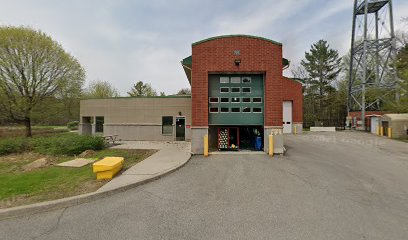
[
  {"x1": 370, "y1": 117, "x2": 378, "y2": 134},
  {"x1": 283, "y1": 101, "x2": 293, "y2": 134}
]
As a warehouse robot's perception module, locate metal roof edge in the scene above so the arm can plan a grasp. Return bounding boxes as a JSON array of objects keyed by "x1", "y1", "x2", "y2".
[{"x1": 192, "y1": 34, "x2": 282, "y2": 46}]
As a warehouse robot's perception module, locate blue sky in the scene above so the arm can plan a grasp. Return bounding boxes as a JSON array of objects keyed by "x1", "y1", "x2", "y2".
[{"x1": 0, "y1": 0, "x2": 407, "y2": 95}]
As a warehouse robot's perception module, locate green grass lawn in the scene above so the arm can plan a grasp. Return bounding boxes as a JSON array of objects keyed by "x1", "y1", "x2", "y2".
[
  {"x1": 0, "y1": 148, "x2": 156, "y2": 208},
  {"x1": 0, "y1": 125, "x2": 69, "y2": 138}
]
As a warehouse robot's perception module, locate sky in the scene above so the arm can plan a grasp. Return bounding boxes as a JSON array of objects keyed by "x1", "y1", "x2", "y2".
[{"x1": 0, "y1": 0, "x2": 407, "y2": 95}]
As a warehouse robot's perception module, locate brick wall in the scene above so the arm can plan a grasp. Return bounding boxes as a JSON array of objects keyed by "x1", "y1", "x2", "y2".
[
  {"x1": 191, "y1": 35, "x2": 299, "y2": 127},
  {"x1": 282, "y1": 77, "x2": 303, "y2": 123}
]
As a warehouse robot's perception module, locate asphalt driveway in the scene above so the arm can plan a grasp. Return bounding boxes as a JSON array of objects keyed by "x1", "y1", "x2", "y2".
[{"x1": 1, "y1": 131, "x2": 408, "y2": 239}]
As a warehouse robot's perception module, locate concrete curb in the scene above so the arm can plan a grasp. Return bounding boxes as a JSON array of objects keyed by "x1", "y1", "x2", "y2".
[{"x1": 0, "y1": 155, "x2": 191, "y2": 220}]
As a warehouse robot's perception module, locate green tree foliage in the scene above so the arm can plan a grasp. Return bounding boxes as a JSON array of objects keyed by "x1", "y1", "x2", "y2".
[
  {"x1": 299, "y1": 40, "x2": 342, "y2": 124},
  {"x1": 176, "y1": 88, "x2": 191, "y2": 95},
  {"x1": 301, "y1": 40, "x2": 342, "y2": 98},
  {"x1": 0, "y1": 26, "x2": 85, "y2": 137},
  {"x1": 127, "y1": 81, "x2": 157, "y2": 97},
  {"x1": 84, "y1": 80, "x2": 119, "y2": 98},
  {"x1": 386, "y1": 44, "x2": 408, "y2": 112}
]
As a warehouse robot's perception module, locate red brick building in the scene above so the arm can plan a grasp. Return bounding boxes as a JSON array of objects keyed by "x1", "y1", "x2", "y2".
[{"x1": 182, "y1": 35, "x2": 303, "y2": 154}]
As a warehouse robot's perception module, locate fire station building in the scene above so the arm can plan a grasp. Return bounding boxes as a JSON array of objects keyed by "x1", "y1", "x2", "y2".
[{"x1": 80, "y1": 35, "x2": 303, "y2": 154}]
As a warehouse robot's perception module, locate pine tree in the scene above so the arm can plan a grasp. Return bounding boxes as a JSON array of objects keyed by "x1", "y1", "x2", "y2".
[{"x1": 301, "y1": 40, "x2": 342, "y2": 121}]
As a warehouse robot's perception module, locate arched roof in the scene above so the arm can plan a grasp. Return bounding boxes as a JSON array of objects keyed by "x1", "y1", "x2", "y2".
[{"x1": 192, "y1": 34, "x2": 282, "y2": 46}]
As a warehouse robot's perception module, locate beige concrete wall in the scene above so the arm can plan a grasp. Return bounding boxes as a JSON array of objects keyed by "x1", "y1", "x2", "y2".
[
  {"x1": 80, "y1": 97, "x2": 192, "y2": 141},
  {"x1": 390, "y1": 121, "x2": 408, "y2": 138},
  {"x1": 381, "y1": 115, "x2": 408, "y2": 139}
]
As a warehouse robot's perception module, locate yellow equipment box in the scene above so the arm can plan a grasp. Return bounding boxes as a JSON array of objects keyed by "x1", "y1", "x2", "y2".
[{"x1": 93, "y1": 157, "x2": 124, "y2": 180}]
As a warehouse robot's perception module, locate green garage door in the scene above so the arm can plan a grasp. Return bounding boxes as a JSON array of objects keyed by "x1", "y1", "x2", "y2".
[{"x1": 208, "y1": 74, "x2": 264, "y2": 125}]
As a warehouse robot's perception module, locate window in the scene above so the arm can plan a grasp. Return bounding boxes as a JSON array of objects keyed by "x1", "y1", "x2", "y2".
[
  {"x1": 242, "y1": 87, "x2": 251, "y2": 93},
  {"x1": 209, "y1": 107, "x2": 219, "y2": 113},
  {"x1": 242, "y1": 98, "x2": 251, "y2": 103},
  {"x1": 231, "y1": 77, "x2": 241, "y2": 83},
  {"x1": 231, "y1": 87, "x2": 240, "y2": 93},
  {"x1": 162, "y1": 116, "x2": 173, "y2": 135},
  {"x1": 220, "y1": 87, "x2": 229, "y2": 93},
  {"x1": 220, "y1": 107, "x2": 229, "y2": 113},
  {"x1": 220, "y1": 77, "x2": 229, "y2": 83},
  {"x1": 242, "y1": 77, "x2": 251, "y2": 83},
  {"x1": 252, "y1": 97, "x2": 262, "y2": 103},
  {"x1": 253, "y1": 108, "x2": 262, "y2": 113},
  {"x1": 242, "y1": 107, "x2": 251, "y2": 113},
  {"x1": 209, "y1": 97, "x2": 219, "y2": 103},
  {"x1": 95, "y1": 116, "x2": 104, "y2": 133},
  {"x1": 220, "y1": 97, "x2": 229, "y2": 103},
  {"x1": 231, "y1": 107, "x2": 240, "y2": 113},
  {"x1": 231, "y1": 97, "x2": 240, "y2": 103}
]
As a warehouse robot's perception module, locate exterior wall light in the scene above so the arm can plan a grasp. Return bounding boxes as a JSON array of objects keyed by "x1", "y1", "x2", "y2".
[{"x1": 234, "y1": 59, "x2": 241, "y2": 66}]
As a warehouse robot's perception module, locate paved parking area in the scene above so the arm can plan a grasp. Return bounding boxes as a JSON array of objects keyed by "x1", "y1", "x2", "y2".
[{"x1": 1, "y1": 132, "x2": 407, "y2": 239}]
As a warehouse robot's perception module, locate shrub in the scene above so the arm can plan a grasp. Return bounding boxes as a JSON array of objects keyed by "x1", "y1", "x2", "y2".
[
  {"x1": 67, "y1": 121, "x2": 79, "y2": 130},
  {"x1": 31, "y1": 133, "x2": 105, "y2": 156},
  {"x1": 0, "y1": 138, "x2": 29, "y2": 155}
]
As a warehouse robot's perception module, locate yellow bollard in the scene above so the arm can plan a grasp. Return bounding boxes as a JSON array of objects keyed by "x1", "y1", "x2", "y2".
[
  {"x1": 204, "y1": 135, "x2": 209, "y2": 157},
  {"x1": 376, "y1": 127, "x2": 380, "y2": 136},
  {"x1": 380, "y1": 127, "x2": 384, "y2": 136},
  {"x1": 388, "y1": 128, "x2": 392, "y2": 138},
  {"x1": 294, "y1": 126, "x2": 297, "y2": 135},
  {"x1": 268, "y1": 134, "x2": 274, "y2": 157}
]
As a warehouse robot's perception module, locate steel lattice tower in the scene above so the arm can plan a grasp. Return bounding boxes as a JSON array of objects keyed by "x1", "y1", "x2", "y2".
[{"x1": 348, "y1": 0, "x2": 398, "y2": 130}]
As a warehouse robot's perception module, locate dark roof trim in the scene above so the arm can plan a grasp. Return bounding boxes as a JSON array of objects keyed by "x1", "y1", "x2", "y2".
[
  {"x1": 81, "y1": 95, "x2": 191, "y2": 100},
  {"x1": 192, "y1": 34, "x2": 282, "y2": 46}
]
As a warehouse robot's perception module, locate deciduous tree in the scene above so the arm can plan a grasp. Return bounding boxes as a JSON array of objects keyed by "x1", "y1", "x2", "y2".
[
  {"x1": 0, "y1": 26, "x2": 85, "y2": 137},
  {"x1": 84, "y1": 80, "x2": 119, "y2": 98}
]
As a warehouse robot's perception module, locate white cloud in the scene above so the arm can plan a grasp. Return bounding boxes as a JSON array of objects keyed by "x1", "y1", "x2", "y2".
[{"x1": 0, "y1": 0, "x2": 407, "y2": 95}]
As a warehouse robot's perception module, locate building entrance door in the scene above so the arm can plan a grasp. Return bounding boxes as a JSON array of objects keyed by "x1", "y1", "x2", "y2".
[
  {"x1": 176, "y1": 117, "x2": 186, "y2": 141},
  {"x1": 283, "y1": 101, "x2": 293, "y2": 134}
]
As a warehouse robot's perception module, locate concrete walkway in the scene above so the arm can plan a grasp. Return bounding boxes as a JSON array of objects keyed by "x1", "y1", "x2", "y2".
[{"x1": 97, "y1": 141, "x2": 191, "y2": 192}]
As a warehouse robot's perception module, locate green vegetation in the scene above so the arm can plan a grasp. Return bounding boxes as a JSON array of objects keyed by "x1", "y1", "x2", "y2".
[
  {"x1": 294, "y1": 39, "x2": 345, "y2": 127},
  {"x1": 0, "y1": 126, "x2": 68, "y2": 138},
  {"x1": 0, "y1": 133, "x2": 105, "y2": 156},
  {"x1": 0, "y1": 26, "x2": 85, "y2": 137},
  {"x1": 30, "y1": 133, "x2": 105, "y2": 156},
  {"x1": 0, "y1": 149, "x2": 156, "y2": 208},
  {"x1": 84, "y1": 80, "x2": 119, "y2": 98},
  {"x1": 67, "y1": 121, "x2": 80, "y2": 130},
  {"x1": 128, "y1": 81, "x2": 158, "y2": 97}
]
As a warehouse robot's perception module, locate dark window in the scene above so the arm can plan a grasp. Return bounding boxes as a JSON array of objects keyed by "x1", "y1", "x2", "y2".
[
  {"x1": 231, "y1": 97, "x2": 240, "y2": 103},
  {"x1": 242, "y1": 107, "x2": 251, "y2": 113},
  {"x1": 242, "y1": 98, "x2": 251, "y2": 103},
  {"x1": 253, "y1": 108, "x2": 262, "y2": 113},
  {"x1": 95, "y1": 116, "x2": 104, "y2": 133},
  {"x1": 231, "y1": 87, "x2": 240, "y2": 93},
  {"x1": 253, "y1": 97, "x2": 262, "y2": 103},
  {"x1": 209, "y1": 97, "x2": 219, "y2": 103},
  {"x1": 242, "y1": 77, "x2": 251, "y2": 83},
  {"x1": 242, "y1": 87, "x2": 251, "y2": 93},
  {"x1": 220, "y1": 107, "x2": 229, "y2": 113},
  {"x1": 220, "y1": 87, "x2": 229, "y2": 93},
  {"x1": 220, "y1": 97, "x2": 229, "y2": 103},
  {"x1": 162, "y1": 116, "x2": 173, "y2": 135},
  {"x1": 209, "y1": 107, "x2": 219, "y2": 113},
  {"x1": 231, "y1": 108, "x2": 241, "y2": 113}
]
